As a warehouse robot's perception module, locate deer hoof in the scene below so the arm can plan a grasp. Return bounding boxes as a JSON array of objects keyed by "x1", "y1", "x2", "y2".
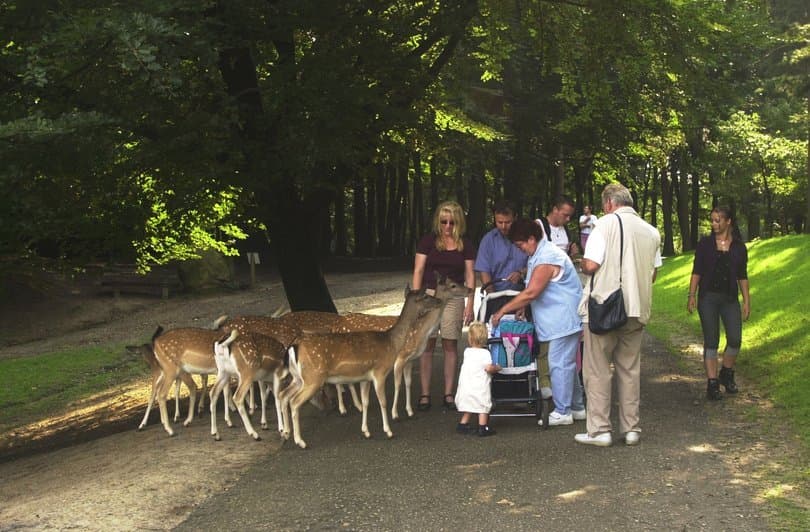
[
  {"x1": 261, "y1": 423, "x2": 269, "y2": 430},
  {"x1": 252, "y1": 434, "x2": 261, "y2": 441},
  {"x1": 363, "y1": 431, "x2": 371, "y2": 439},
  {"x1": 213, "y1": 433, "x2": 221, "y2": 441},
  {"x1": 183, "y1": 420, "x2": 192, "y2": 427},
  {"x1": 386, "y1": 431, "x2": 394, "y2": 439},
  {"x1": 296, "y1": 440, "x2": 307, "y2": 449}
]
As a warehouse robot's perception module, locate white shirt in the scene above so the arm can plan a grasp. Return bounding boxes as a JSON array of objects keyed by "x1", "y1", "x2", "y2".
[
  {"x1": 549, "y1": 224, "x2": 569, "y2": 252},
  {"x1": 579, "y1": 214, "x2": 598, "y2": 235},
  {"x1": 584, "y1": 223, "x2": 663, "y2": 267}
]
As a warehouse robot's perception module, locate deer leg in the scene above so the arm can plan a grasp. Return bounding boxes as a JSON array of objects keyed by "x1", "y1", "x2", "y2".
[
  {"x1": 404, "y1": 360, "x2": 415, "y2": 418},
  {"x1": 278, "y1": 376, "x2": 299, "y2": 440},
  {"x1": 272, "y1": 373, "x2": 287, "y2": 434},
  {"x1": 391, "y1": 360, "x2": 404, "y2": 421},
  {"x1": 180, "y1": 373, "x2": 198, "y2": 427},
  {"x1": 248, "y1": 382, "x2": 256, "y2": 416},
  {"x1": 197, "y1": 374, "x2": 208, "y2": 415},
  {"x1": 257, "y1": 380, "x2": 270, "y2": 430},
  {"x1": 359, "y1": 381, "x2": 372, "y2": 439},
  {"x1": 172, "y1": 378, "x2": 182, "y2": 422},
  {"x1": 233, "y1": 378, "x2": 260, "y2": 440},
  {"x1": 156, "y1": 370, "x2": 178, "y2": 437},
  {"x1": 373, "y1": 373, "x2": 393, "y2": 439},
  {"x1": 349, "y1": 383, "x2": 362, "y2": 412},
  {"x1": 139, "y1": 371, "x2": 163, "y2": 430},
  {"x1": 289, "y1": 381, "x2": 322, "y2": 449},
  {"x1": 335, "y1": 384, "x2": 348, "y2": 415},
  {"x1": 223, "y1": 381, "x2": 234, "y2": 427},
  {"x1": 209, "y1": 372, "x2": 230, "y2": 441}
]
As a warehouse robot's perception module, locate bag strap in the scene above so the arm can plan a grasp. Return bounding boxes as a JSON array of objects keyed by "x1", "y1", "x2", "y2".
[{"x1": 590, "y1": 213, "x2": 624, "y2": 292}]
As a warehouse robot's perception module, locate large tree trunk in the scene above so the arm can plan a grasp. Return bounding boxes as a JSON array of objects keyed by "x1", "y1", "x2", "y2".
[
  {"x1": 467, "y1": 159, "x2": 486, "y2": 243},
  {"x1": 412, "y1": 151, "x2": 424, "y2": 250}
]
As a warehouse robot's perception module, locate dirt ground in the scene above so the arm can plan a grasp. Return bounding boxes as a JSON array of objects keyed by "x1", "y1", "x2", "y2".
[
  {"x1": 0, "y1": 267, "x2": 806, "y2": 530},
  {"x1": 0, "y1": 267, "x2": 412, "y2": 530}
]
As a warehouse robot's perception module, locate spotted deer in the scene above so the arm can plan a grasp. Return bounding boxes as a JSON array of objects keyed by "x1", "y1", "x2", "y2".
[
  {"x1": 278, "y1": 288, "x2": 444, "y2": 449},
  {"x1": 151, "y1": 327, "x2": 237, "y2": 436},
  {"x1": 275, "y1": 310, "x2": 398, "y2": 415},
  {"x1": 209, "y1": 330, "x2": 289, "y2": 440},
  {"x1": 390, "y1": 276, "x2": 472, "y2": 420}
]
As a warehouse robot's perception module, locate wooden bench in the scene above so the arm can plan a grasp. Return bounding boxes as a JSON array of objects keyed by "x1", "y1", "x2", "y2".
[{"x1": 99, "y1": 266, "x2": 183, "y2": 299}]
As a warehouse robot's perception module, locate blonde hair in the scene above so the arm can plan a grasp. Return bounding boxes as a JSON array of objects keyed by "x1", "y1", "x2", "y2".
[
  {"x1": 432, "y1": 200, "x2": 467, "y2": 252},
  {"x1": 467, "y1": 321, "x2": 488, "y2": 349}
]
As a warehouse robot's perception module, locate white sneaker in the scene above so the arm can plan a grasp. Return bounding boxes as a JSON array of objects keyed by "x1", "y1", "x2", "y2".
[
  {"x1": 538, "y1": 411, "x2": 573, "y2": 426},
  {"x1": 571, "y1": 409, "x2": 586, "y2": 421},
  {"x1": 625, "y1": 431, "x2": 640, "y2": 446},
  {"x1": 574, "y1": 432, "x2": 613, "y2": 447}
]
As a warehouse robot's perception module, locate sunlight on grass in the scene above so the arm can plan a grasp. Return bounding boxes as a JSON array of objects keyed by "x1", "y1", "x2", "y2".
[{"x1": 652, "y1": 234, "x2": 810, "y2": 530}]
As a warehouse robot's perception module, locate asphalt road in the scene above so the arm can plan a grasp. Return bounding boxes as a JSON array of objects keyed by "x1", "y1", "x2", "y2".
[{"x1": 175, "y1": 333, "x2": 769, "y2": 531}]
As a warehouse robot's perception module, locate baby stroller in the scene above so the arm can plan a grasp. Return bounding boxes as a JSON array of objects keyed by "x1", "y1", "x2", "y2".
[{"x1": 476, "y1": 281, "x2": 553, "y2": 428}]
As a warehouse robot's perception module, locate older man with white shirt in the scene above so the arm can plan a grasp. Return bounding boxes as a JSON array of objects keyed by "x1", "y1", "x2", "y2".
[{"x1": 576, "y1": 183, "x2": 662, "y2": 447}]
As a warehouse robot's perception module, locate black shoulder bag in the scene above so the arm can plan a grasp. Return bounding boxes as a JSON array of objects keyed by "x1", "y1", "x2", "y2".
[{"x1": 588, "y1": 214, "x2": 628, "y2": 334}]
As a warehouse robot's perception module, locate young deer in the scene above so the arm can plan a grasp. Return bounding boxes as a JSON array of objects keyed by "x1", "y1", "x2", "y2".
[
  {"x1": 152, "y1": 327, "x2": 236, "y2": 436},
  {"x1": 390, "y1": 276, "x2": 472, "y2": 420},
  {"x1": 209, "y1": 330, "x2": 289, "y2": 440},
  {"x1": 279, "y1": 288, "x2": 444, "y2": 449}
]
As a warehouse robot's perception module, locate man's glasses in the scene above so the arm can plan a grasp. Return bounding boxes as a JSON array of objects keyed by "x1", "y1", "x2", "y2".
[{"x1": 440, "y1": 220, "x2": 455, "y2": 225}]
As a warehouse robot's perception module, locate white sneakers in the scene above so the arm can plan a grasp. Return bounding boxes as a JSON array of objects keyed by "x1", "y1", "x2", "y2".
[
  {"x1": 571, "y1": 409, "x2": 586, "y2": 421},
  {"x1": 574, "y1": 432, "x2": 613, "y2": 447},
  {"x1": 538, "y1": 411, "x2": 573, "y2": 426},
  {"x1": 573, "y1": 431, "x2": 640, "y2": 446}
]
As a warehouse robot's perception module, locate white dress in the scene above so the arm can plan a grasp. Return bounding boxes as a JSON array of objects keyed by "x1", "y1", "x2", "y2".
[{"x1": 454, "y1": 347, "x2": 494, "y2": 414}]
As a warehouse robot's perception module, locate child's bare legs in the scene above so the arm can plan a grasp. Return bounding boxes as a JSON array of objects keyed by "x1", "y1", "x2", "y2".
[
  {"x1": 459, "y1": 412, "x2": 472, "y2": 425},
  {"x1": 478, "y1": 413, "x2": 489, "y2": 427}
]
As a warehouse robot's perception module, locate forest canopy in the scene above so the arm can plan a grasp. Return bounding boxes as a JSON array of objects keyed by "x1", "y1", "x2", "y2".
[{"x1": 1, "y1": 0, "x2": 807, "y2": 309}]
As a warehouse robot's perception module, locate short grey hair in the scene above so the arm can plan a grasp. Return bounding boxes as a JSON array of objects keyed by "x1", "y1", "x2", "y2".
[{"x1": 602, "y1": 183, "x2": 634, "y2": 207}]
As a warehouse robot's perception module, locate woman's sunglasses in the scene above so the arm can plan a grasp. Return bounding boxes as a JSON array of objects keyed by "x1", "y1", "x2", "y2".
[{"x1": 440, "y1": 220, "x2": 455, "y2": 225}]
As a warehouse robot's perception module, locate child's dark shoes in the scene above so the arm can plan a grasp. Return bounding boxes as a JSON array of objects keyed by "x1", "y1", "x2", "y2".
[{"x1": 477, "y1": 425, "x2": 496, "y2": 437}]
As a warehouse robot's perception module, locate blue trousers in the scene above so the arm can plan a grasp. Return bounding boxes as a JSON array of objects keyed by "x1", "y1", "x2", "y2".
[{"x1": 545, "y1": 332, "x2": 582, "y2": 415}]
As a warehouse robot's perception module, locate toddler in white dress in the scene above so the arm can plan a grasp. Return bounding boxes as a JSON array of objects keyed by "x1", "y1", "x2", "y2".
[{"x1": 455, "y1": 322, "x2": 501, "y2": 436}]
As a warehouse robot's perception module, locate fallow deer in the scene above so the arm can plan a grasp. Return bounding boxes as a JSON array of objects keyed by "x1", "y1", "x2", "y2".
[
  {"x1": 209, "y1": 330, "x2": 289, "y2": 440},
  {"x1": 278, "y1": 288, "x2": 444, "y2": 449},
  {"x1": 390, "y1": 275, "x2": 472, "y2": 420},
  {"x1": 152, "y1": 327, "x2": 236, "y2": 436}
]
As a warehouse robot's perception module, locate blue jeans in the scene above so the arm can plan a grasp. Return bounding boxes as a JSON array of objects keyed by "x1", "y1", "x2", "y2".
[
  {"x1": 547, "y1": 332, "x2": 581, "y2": 415},
  {"x1": 697, "y1": 291, "x2": 742, "y2": 360}
]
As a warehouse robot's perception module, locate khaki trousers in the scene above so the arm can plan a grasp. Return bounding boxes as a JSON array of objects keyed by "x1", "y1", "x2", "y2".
[{"x1": 582, "y1": 317, "x2": 645, "y2": 437}]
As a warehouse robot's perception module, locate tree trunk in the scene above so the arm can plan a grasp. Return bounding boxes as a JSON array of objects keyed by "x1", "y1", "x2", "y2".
[
  {"x1": 429, "y1": 156, "x2": 440, "y2": 219},
  {"x1": 468, "y1": 160, "x2": 486, "y2": 243},
  {"x1": 660, "y1": 165, "x2": 676, "y2": 256},
  {"x1": 412, "y1": 151, "x2": 424, "y2": 249},
  {"x1": 674, "y1": 154, "x2": 690, "y2": 252},
  {"x1": 690, "y1": 170, "x2": 700, "y2": 249},
  {"x1": 217, "y1": 43, "x2": 336, "y2": 311},
  {"x1": 353, "y1": 175, "x2": 369, "y2": 256},
  {"x1": 649, "y1": 161, "x2": 659, "y2": 228}
]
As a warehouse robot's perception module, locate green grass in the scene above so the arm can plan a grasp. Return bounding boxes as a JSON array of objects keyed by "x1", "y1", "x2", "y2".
[
  {"x1": 650, "y1": 233, "x2": 810, "y2": 527},
  {"x1": 0, "y1": 344, "x2": 148, "y2": 430}
]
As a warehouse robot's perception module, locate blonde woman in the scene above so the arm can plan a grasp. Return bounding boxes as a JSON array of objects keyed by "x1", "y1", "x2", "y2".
[{"x1": 412, "y1": 200, "x2": 476, "y2": 411}]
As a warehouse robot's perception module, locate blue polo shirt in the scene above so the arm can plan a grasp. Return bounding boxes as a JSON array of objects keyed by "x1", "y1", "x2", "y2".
[{"x1": 474, "y1": 227, "x2": 528, "y2": 291}]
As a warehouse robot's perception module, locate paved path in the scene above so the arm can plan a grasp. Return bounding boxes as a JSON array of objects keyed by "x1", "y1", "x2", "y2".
[{"x1": 176, "y1": 334, "x2": 769, "y2": 531}]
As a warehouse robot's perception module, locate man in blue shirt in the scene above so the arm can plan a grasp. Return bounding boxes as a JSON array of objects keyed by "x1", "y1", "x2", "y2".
[{"x1": 475, "y1": 201, "x2": 528, "y2": 295}]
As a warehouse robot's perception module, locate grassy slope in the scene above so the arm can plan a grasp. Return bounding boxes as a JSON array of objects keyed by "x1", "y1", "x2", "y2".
[
  {"x1": 649, "y1": 234, "x2": 810, "y2": 526},
  {"x1": 650, "y1": 234, "x2": 810, "y2": 446}
]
